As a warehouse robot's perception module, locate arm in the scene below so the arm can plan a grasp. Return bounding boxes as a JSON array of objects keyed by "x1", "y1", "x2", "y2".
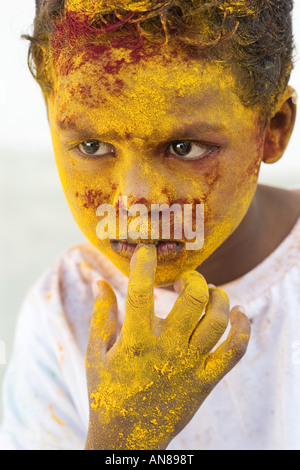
[{"x1": 85, "y1": 244, "x2": 250, "y2": 450}]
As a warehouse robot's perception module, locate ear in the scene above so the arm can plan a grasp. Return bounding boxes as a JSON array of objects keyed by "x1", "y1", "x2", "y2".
[{"x1": 262, "y1": 86, "x2": 297, "y2": 164}]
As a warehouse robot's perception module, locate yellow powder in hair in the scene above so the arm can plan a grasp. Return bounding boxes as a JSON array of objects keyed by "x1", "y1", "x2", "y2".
[{"x1": 66, "y1": 0, "x2": 170, "y2": 15}]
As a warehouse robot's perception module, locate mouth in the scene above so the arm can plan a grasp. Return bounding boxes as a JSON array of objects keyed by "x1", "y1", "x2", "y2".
[{"x1": 110, "y1": 239, "x2": 184, "y2": 260}]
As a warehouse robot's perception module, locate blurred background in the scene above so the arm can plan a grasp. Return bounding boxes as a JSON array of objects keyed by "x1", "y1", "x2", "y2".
[{"x1": 1, "y1": 1, "x2": 300, "y2": 421}]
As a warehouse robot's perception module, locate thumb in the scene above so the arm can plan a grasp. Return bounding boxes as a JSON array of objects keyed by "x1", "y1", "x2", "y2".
[{"x1": 86, "y1": 280, "x2": 119, "y2": 362}]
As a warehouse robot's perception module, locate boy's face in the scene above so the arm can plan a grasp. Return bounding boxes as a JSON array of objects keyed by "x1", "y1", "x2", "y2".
[{"x1": 47, "y1": 42, "x2": 264, "y2": 286}]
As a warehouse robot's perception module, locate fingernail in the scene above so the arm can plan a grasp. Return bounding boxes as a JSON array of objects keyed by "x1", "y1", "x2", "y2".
[
  {"x1": 236, "y1": 305, "x2": 246, "y2": 314},
  {"x1": 131, "y1": 243, "x2": 156, "y2": 266},
  {"x1": 208, "y1": 283, "x2": 215, "y2": 288},
  {"x1": 130, "y1": 244, "x2": 142, "y2": 266},
  {"x1": 174, "y1": 279, "x2": 181, "y2": 294},
  {"x1": 132, "y1": 243, "x2": 147, "y2": 258}
]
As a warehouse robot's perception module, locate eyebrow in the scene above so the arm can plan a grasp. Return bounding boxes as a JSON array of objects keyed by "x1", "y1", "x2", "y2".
[
  {"x1": 177, "y1": 121, "x2": 225, "y2": 136},
  {"x1": 56, "y1": 117, "x2": 226, "y2": 141},
  {"x1": 57, "y1": 116, "x2": 90, "y2": 132}
]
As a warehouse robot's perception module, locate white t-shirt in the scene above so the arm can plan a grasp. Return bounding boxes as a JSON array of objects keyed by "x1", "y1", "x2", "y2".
[{"x1": 1, "y1": 216, "x2": 300, "y2": 450}]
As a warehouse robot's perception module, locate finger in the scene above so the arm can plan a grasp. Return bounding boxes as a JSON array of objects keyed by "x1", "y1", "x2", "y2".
[
  {"x1": 189, "y1": 286, "x2": 230, "y2": 354},
  {"x1": 123, "y1": 244, "x2": 157, "y2": 341},
  {"x1": 164, "y1": 271, "x2": 209, "y2": 342},
  {"x1": 203, "y1": 306, "x2": 251, "y2": 381},
  {"x1": 86, "y1": 280, "x2": 119, "y2": 362}
]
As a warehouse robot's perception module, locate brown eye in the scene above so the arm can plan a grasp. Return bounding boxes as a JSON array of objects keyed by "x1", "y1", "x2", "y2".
[
  {"x1": 78, "y1": 140, "x2": 115, "y2": 156},
  {"x1": 169, "y1": 141, "x2": 214, "y2": 160},
  {"x1": 171, "y1": 142, "x2": 192, "y2": 157}
]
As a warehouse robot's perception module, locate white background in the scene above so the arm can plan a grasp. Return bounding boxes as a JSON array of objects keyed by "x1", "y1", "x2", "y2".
[{"x1": 0, "y1": 1, "x2": 300, "y2": 420}]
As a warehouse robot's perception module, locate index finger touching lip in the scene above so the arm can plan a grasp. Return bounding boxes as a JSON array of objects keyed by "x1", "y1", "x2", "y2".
[
  {"x1": 130, "y1": 243, "x2": 157, "y2": 276},
  {"x1": 123, "y1": 244, "x2": 157, "y2": 336}
]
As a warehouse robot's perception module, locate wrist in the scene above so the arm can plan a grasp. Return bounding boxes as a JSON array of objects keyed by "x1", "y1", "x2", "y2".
[{"x1": 85, "y1": 414, "x2": 172, "y2": 450}]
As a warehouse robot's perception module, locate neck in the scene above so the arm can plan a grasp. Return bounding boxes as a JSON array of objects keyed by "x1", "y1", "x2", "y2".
[{"x1": 197, "y1": 187, "x2": 264, "y2": 285}]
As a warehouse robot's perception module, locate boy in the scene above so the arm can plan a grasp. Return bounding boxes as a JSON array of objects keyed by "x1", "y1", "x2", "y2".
[{"x1": 1, "y1": 0, "x2": 300, "y2": 450}]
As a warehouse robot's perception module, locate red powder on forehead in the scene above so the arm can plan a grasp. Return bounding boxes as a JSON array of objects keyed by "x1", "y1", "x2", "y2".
[
  {"x1": 51, "y1": 9, "x2": 166, "y2": 76},
  {"x1": 50, "y1": 10, "x2": 179, "y2": 108},
  {"x1": 83, "y1": 42, "x2": 110, "y2": 57},
  {"x1": 77, "y1": 83, "x2": 93, "y2": 99},
  {"x1": 52, "y1": 10, "x2": 133, "y2": 49},
  {"x1": 104, "y1": 57, "x2": 126, "y2": 75},
  {"x1": 77, "y1": 42, "x2": 113, "y2": 73},
  {"x1": 51, "y1": 11, "x2": 82, "y2": 60},
  {"x1": 115, "y1": 78, "x2": 124, "y2": 90}
]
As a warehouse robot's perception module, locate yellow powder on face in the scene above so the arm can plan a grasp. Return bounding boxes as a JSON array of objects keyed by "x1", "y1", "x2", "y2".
[{"x1": 47, "y1": 37, "x2": 264, "y2": 287}]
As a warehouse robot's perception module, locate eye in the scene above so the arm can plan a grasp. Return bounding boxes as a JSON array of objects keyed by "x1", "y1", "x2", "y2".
[
  {"x1": 168, "y1": 141, "x2": 216, "y2": 160},
  {"x1": 78, "y1": 140, "x2": 115, "y2": 157}
]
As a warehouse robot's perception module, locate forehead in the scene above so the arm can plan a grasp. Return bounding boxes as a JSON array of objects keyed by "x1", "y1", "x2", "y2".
[
  {"x1": 48, "y1": 41, "x2": 249, "y2": 139},
  {"x1": 52, "y1": 40, "x2": 235, "y2": 95}
]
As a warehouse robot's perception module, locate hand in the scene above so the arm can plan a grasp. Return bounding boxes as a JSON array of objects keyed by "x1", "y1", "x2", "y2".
[{"x1": 85, "y1": 244, "x2": 250, "y2": 450}]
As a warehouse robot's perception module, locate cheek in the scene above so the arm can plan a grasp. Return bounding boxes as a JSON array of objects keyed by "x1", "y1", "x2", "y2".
[
  {"x1": 76, "y1": 188, "x2": 109, "y2": 210},
  {"x1": 177, "y1": 139, "x2": 263, "y2": 242},
  {"x1": 71, "y1": 180, "x2": 120, "y2": 213},
  {"x1": 67, "y1": 180, "x2": 121, "y2": 248},
  {"x1": 203, "y1": 145, "x2": 262, "y2": 244},
  {"x1": 52, "y1": 148, "x2": 120, "y2": 224}
]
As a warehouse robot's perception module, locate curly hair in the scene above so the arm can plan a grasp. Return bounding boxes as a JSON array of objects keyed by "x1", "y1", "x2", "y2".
[{"x1": 23, "y1": 0, "x2": 294, "y2": 115}]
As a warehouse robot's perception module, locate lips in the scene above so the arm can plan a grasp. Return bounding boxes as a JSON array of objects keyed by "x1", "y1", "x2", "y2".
[{"x1": 110, "y1": 240, "x2": 184, "y2": 260}]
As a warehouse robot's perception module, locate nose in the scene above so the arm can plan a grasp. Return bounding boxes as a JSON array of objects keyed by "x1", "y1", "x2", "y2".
[
  {"x1": 121, "y1": 163, "x2": 151, "y2": 206},
  {"x1": 112, "y1": 152, "x2": 170, "y2": 209}
]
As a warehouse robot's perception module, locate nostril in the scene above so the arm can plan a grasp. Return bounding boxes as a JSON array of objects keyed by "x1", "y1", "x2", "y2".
[
  {"x1": 134, "y1": 197, "x2": 149, "y2": 205},
  {"x1": 114, "y1": 194, "x2": 129, "y2": 210}
]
